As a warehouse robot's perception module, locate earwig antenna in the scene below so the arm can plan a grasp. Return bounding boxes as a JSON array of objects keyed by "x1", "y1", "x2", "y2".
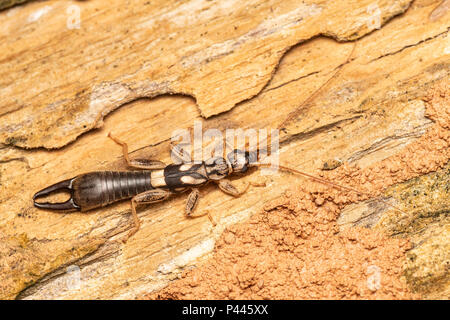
[{"x1": 255, "y1": 163, "x2": 407, "y2": 215}]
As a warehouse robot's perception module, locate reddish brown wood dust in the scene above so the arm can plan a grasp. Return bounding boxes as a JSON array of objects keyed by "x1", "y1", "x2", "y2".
[{"x1": 144, "y1": 82, "x2": 448, "y2": 300}]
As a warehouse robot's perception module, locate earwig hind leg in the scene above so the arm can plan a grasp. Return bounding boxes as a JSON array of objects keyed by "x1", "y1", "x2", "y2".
[
  {"x1": 124, "y1": 189, "x2": 172, "y2": 243},
  {"x1": 108, "y1": 132, "x2": 166, "y2": 169},
  {"x1": 185, "y1": 188, "x2": 216, "y2": 226},
  {"x1": 216, "y1": 179, "x2": 250, "y2": 197}
]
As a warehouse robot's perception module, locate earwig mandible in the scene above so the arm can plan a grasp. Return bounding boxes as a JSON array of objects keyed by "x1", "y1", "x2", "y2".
[{"x1": 33, "y1": 133, "x2": 405, "y2": 242}]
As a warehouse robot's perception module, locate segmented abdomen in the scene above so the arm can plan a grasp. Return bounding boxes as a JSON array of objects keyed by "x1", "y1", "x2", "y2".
[{"x1": 72, "y1": 171, "x2": 152, "y2": 211}]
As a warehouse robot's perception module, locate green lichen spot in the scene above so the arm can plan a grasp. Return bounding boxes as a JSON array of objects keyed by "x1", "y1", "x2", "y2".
[{"x1": 375, "y1": 163, "x2": 449, "y2": 298}]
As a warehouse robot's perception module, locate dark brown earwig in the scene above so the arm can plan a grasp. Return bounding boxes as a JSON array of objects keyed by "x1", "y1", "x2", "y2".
[{"x1": 34, "y1": 133, "x2": 405, "y2": 242}]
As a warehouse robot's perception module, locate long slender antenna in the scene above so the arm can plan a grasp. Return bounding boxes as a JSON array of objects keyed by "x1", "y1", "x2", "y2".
[{"x1": 255, "y1": 163, "x2": 407, "y2": 215}]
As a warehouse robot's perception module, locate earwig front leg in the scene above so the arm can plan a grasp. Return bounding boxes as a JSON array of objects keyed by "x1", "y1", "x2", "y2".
[
  {"x1": 108, "y1": 133, "x2": 166, "y2": 170},
  {"x1": 185, "y1": 188, "x2": 216, "y2": 226},
  {"x1": 170, "y1": 141, "x2": 192, "y2": 163},
  {"x1": 216, "y1": 179, "x2": 251, "y2": 197},
  {"x1": 125, "y1": 188, "x2": 172, "y2": 242}
]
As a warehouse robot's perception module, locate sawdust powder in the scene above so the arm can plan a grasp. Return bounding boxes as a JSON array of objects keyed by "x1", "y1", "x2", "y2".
[{"x1": 145, "y1": 82, "x2": 449, "y2": 300}]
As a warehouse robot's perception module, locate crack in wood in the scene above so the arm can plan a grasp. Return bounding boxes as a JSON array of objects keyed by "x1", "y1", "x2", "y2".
[
  {"x1": 280, "y1": 115, "x2": 363, "y2": 147},
  {"x1": 263, "y1": 71, "x2": 320, "y2": 93},
  {"x1": 368, "y1": 28, "x2": 449, "y2": 63},
  {"x1": 347, "y1": 124, "x2": 432, "y2": 163}
]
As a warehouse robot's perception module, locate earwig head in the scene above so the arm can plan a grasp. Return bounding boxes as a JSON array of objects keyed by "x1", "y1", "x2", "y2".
[
  {"x1": 227, "y1": 149, "x2": 256, "y2": 174},
  {"x1": 204, "y1": 156, "x2": 230, "y2": 180}
]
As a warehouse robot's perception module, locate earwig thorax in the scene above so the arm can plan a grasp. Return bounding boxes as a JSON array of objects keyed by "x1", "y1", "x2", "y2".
[
  {"x1": 226, "y1": 149, "x2": 254, "y2": 173},
  {"x1": 204, "y1": 156, "x2": 230, "y2": 180}
]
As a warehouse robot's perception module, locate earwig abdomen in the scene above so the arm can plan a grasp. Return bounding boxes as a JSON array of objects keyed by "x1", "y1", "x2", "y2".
[{"x1": 72, "y1": 171, "x2": 152, "y2": 211}]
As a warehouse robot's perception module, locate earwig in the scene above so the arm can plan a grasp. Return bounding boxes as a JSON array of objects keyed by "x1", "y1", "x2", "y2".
[{"x1": 33, "y1": 133, "x2": 405, "y2": 242}]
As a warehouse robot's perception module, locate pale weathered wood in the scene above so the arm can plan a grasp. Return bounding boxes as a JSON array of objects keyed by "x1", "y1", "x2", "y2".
[
  {"x1": 0, "y1": 0, "x2": 448, "y2": 299},
  {"x1": 0, "y1": 0, "x2": 413, "y2": 148}
]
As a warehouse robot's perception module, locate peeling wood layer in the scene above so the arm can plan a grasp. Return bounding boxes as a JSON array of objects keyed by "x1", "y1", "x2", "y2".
[{"x1": 0, "y1": 0, "x2": 413, "y2": 149}]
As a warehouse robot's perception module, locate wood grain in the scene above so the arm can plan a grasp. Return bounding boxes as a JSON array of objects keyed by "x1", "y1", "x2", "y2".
[
  {"x1": 0, "y1": 0, "x2": 413, "y2": 148},
  {"x1": 0, "y1": 0, "x2": 448, "y2": 299}
]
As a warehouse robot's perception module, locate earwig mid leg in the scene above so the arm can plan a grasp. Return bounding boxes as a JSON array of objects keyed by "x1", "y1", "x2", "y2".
[
  {"x1": 216, "y1": 179, "x2": 251, "y2": 197},
  {"x1": 108, "y1": 133, "x2": 166, "y2": 169},
  {"x1": 185, "y1": 188, "x2": 216, "y2": 226},
  {"x1": 125, "y1": 188, "x2": 172, "y2": 242}
]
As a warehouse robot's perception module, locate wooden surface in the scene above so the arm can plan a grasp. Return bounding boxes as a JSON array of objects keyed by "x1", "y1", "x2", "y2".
[
  {"x1": 0, "y1": 0, "x2": 30, "y2": 11},
  {"x1": 0, "y1": 0, "x2": 448, "y2": 299},
  {"x1": 1, "y1": 0, "x2": 414, "y2": 149}
]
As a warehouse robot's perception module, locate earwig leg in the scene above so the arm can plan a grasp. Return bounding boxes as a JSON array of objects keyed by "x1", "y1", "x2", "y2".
[
  {"x1": 185, "y1": 188, "x2": 216, "y2": 226},
  {"x1": 216, "y1": 179, "x2": 251, "y2": 197},
  {"x1": 170, "y1": 141, "x2": 192, "y2": 163},
  {"x1": 125, "y1": 189, "x2": 172, "y2": 242},
  {"x1": 170, "y1": 126, "x2": 195, "y2": 163},
  {"x1": 185, "y1": 188, "x2": 200, "y2": 215},
  {"x1": 128, "y1": 199, "x2": 140, "y2": 243},
  {"x1": 249, "y1": 180, "x2": 267, "y2": 187},
  {"x1": 108, "y1": 133, "x2": 166, "y2": 169}
]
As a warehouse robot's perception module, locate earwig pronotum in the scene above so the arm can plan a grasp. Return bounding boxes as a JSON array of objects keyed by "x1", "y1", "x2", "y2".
[{"x1": 33, "y1": 133, "x2": 405, "y2": 242}]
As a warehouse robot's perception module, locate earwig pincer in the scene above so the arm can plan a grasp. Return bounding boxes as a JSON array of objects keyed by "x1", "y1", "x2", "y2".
[{"x1": 33, "y1": 133, "x2": 405, "y2": 242}]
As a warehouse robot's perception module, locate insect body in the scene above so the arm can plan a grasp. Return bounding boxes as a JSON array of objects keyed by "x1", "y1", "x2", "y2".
[
  {"x1": 33, "y1": 134, "x2": 256, "y2": 241},
  {"x1": 34, "y1": 133, "x2": 404, "y2": 242}
]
